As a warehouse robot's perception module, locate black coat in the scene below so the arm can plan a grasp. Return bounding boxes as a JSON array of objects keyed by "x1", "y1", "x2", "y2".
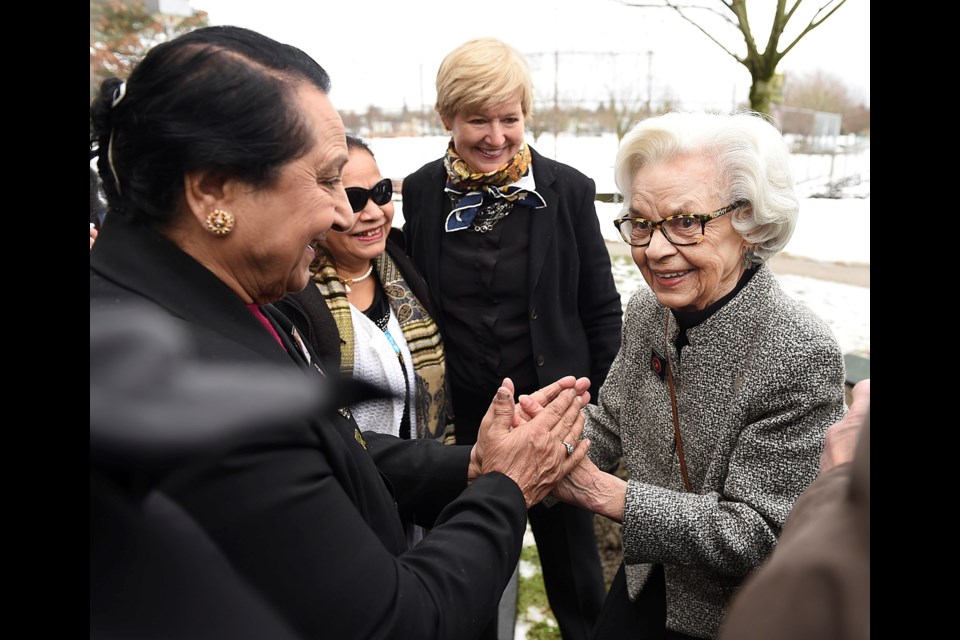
[
  {"x1": 90, "y1": 215, "x2": 528, "y2": 640},
  {"x1": 401, "y1": 145, "x2": 623, "y2": 391}
]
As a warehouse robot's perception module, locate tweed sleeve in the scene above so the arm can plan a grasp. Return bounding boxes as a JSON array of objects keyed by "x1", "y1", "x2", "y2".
[{"x1": 617, "y1": 272, "x2": 847, "y2": 578}]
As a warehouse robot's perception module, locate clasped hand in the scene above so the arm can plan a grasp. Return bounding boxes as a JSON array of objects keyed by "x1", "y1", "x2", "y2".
[{"x1": 468, "y1": 376, "x2": 591, "y2": 508}]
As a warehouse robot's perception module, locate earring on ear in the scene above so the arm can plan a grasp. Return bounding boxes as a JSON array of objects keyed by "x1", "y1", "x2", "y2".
[
  {"x1": 205, "y1": 209, "x2": 235, "y2": 236},
  {"x1": 742, "y1": 245, "x2": 755, "y2": 269}
]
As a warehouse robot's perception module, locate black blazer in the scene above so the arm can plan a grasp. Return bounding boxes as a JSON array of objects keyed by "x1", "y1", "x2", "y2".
[
  {"x1": 401, "y1": 145, "x2": 623, "y2": 391},
  {"x1": 90, "y1": 215, "x2": 528, "y2": 639}
]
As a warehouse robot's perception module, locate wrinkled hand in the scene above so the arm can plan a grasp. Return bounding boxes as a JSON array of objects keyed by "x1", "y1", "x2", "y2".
[
  {"x1": 468, "y1": 378, "x2": 590, "y2": 508},
  {"x1": 820, "y1": 378, "x2": 870, "y2": 474},
  {"x1": 514, "y1": 376, "x2": 591, "y2": 426},
  {"x1": 515, "y1": 376, "x2": 626, "y2": 522},
  {"x1": 469, "y1": 376, "x2": 586, "y2": 477}
]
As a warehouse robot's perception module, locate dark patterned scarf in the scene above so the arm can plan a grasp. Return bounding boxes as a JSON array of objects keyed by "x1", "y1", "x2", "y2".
[{"x1": 308, "y1": 252, "x2": 448, "y2": 439}]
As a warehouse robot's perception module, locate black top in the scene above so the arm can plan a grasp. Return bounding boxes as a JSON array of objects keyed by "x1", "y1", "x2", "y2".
[
  {"x1": 438, "y1": 202, "x2": 538, "y2": 395},
  {"x1": 401, "y1": 146, "x2": 623, "y2": 401}
]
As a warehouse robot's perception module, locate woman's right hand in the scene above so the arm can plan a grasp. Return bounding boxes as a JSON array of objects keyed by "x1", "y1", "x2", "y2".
[{"x1": 468, "y1": 378, "x2": 590, "y2": 508}]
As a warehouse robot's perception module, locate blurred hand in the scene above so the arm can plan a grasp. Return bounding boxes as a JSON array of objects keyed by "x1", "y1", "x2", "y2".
[
  {"x1": 820, "y1": 378, "x2": 870, "y2": 474},
  {"x1": 90, "y1": 223, "x2": 99, "y2": 250},
  {"x1": 468, "y1": 377, "x2": 589, "y2": 508}
]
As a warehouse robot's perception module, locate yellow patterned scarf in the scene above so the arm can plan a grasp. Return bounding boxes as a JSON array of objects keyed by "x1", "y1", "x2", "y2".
[
  {"x1": 443, "y1": 140, "x2": 546, "y2": 232},
  {"x1": 309, "y1": 252, "x2": 448, "y2": 440}
]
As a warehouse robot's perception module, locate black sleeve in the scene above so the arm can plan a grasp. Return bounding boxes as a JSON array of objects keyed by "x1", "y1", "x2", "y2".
[
  {"x1": 167, "y1": 420, "x2": 527, "y2": 640},
  {"x1": 364, "y1": 432, "x2": 473, "y2": 526}
]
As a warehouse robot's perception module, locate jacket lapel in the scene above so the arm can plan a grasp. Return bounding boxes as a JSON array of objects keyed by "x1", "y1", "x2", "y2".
[
  {"x1": 527, "y1": 147, "x2": 559, "y2": 293},
  {"x1": 420, "y1": 161, "x2": 449, "y2": 314}
]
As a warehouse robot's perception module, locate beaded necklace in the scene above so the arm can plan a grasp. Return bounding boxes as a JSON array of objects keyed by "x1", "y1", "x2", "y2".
[{"x1": 337, "y1": 264, "x2": 373, "y2": 292}]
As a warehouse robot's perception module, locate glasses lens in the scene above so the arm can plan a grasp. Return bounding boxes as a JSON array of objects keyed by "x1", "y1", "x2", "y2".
[
  {"x1": 345, "y1": 179, "x2": 393, "y2": 213},
  {"x1": 371, "y1": 178, "x2": 393, "y2": 205},
  {"x1": 619, "y1": 219, "x2": 651, "y2": 246},
  {"x1": 345, "y1": 188, "x2": 367, "y2": 213},
  {"x1": 663, "y1": 217, "x2": 702, "y2": 243}
]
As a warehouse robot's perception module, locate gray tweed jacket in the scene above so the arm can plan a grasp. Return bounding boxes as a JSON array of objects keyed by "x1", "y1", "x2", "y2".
[{"x1": 583, "y1": 264, "x2": 847, "y2": 638}]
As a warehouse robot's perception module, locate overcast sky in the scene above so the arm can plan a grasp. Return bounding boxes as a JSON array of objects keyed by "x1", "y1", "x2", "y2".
[{"x1": 188, "y1": 0, "x2": 869, "y2": 114}]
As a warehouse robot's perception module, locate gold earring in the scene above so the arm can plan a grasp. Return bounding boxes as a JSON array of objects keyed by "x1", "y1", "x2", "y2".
[{"x1": 205, "y1": 209, "x2": 235, "y2": 236}]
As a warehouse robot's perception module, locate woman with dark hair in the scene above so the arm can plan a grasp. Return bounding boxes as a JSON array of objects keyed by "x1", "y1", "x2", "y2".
[
  {"x1": 90, "y1": 25, "x2": 592, "y2": 640},
  {"x1": 276, "y1": 134, "x2": 451, "y2": 547}
]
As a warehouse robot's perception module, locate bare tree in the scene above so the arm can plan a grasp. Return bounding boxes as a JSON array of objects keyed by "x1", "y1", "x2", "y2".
[
  {"x1": 620, "y1": 0, "x2": 847, "y2": 114},
  {"x1": 527, "y1": 112, "x2": 551, "y2": 143},
  {"x1": 783, "y1": 69, "x2": 849, "y2": 113}
]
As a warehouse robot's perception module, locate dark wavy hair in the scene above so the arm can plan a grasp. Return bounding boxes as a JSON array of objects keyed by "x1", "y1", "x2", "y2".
[
  {"x1": 346, "y1": 134, "x2": 373, "y2": 157},
  {"x1": 90, "y1": 26, "x2": 331, "y2": 226}
]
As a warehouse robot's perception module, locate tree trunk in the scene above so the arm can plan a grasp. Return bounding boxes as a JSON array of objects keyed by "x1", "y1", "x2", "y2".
[{"x1": 749, "y1": 75, "x2": 776, "y2": 115}]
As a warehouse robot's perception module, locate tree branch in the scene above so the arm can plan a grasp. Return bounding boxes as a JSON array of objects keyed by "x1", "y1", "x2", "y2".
[
  {"x1": 779, "y1": 0, "x2": 847, "y2": 59},
  {"x1": 647, "y1": 1, "x2": 744, "y2": 64}
]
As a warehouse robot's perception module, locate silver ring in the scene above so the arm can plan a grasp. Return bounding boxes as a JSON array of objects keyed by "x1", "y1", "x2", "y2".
[{"x1": 562, "y1": 441, "x2": 574, "y2": 456}]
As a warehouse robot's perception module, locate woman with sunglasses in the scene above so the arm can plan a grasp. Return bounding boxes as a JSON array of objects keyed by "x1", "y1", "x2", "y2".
[{"x1": 278, "y1": 137, "x2": 451, "y2": 516}]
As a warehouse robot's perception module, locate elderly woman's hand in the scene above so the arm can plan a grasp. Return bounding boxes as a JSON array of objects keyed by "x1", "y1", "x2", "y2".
[
  {"x1": 515, "y1": 378, "x2": 627, "y2": 522},
  {"x1": 90, "y1": 223, "x2": 99, "y2": 250},
  {"x1": 549, "y1": 454, "x2": 625, "y2": 523},
  {"x1": 468, "y1": 378, "x2": 590, "y2": 508},
  {"x1": 469, "y1": 376, "x2": 586, "y2": 473}
]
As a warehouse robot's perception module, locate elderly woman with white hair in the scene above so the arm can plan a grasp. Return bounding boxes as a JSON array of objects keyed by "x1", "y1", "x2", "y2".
[{"x1": 537, "y1": 110, "x2": 847, "y2": 639}]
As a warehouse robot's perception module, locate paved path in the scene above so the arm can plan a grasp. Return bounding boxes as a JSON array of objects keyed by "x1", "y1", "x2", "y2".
[{"x1": 604, "y1": 241, "x2": 869, "y2": 288}]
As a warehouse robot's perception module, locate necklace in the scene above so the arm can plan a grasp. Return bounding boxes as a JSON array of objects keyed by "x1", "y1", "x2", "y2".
[{"x1": 337, "y1": 264, "x2": 374, "y2": 292}]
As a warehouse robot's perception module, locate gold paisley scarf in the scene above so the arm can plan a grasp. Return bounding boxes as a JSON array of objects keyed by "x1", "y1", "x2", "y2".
[{"x1": 443, "y1": 140, "x2": 546, "y2": 232}]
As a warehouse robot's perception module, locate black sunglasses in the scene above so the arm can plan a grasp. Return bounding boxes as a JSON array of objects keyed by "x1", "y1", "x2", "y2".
[{"x1": 345, "y1": 178, "x2": 392, "y2": 213}]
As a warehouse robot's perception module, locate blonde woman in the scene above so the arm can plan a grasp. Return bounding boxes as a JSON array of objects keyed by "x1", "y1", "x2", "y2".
[{"x1": 401, "y1": 37, "x2": 622, "y2": 640}]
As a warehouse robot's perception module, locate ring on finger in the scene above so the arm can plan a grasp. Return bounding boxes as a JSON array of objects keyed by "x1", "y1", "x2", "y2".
[{"x1": 562, "y1": 440, "x2": 575, "y2": 456}]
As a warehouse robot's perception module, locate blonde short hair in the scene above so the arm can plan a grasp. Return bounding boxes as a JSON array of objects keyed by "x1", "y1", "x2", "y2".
[{"x1": 435, "y1": 38, "x2": 533, "y2": 122}]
